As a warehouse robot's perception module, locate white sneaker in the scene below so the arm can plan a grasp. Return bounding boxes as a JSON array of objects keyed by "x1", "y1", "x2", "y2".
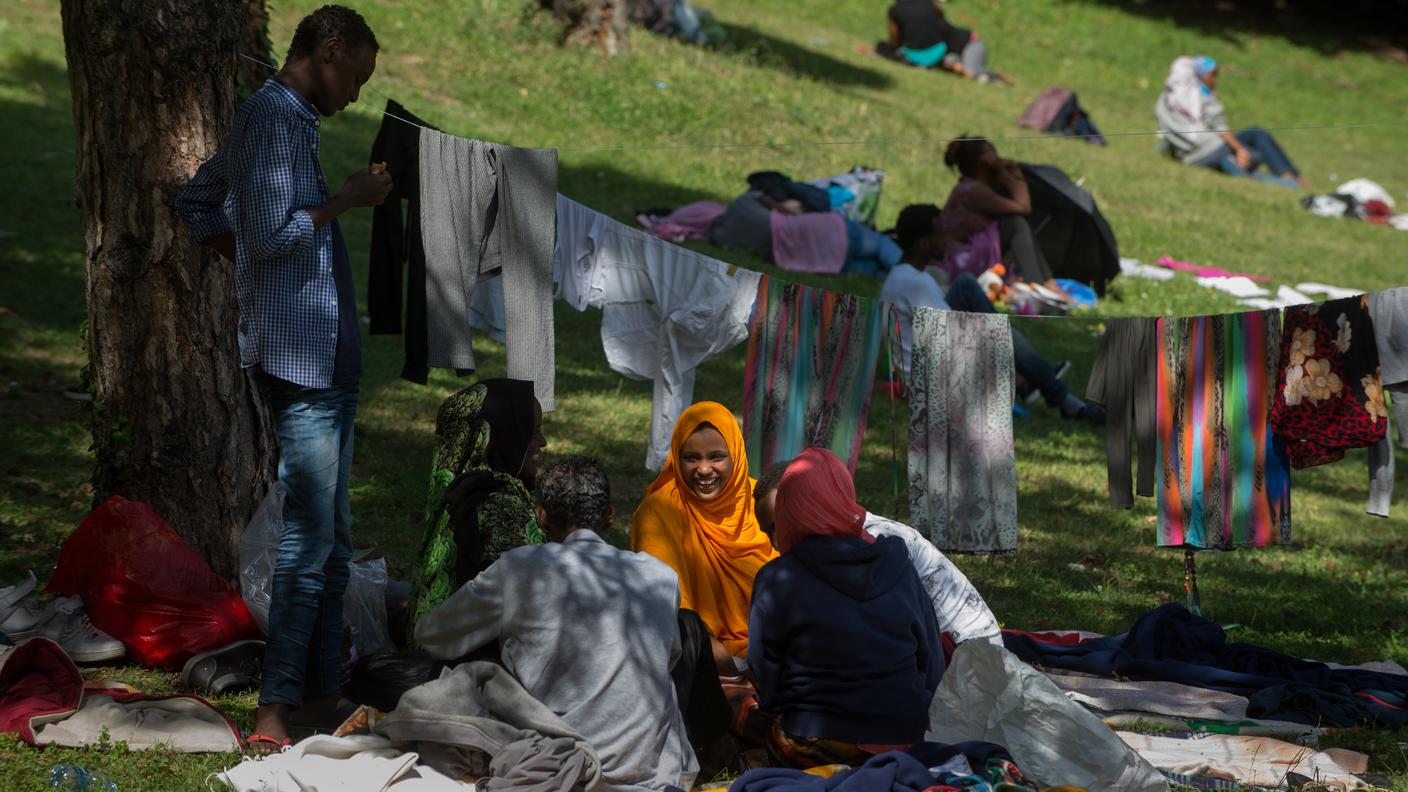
[
  {"x1": 0, "y1": 572, "x2": 41, "y2": 639},
  {"x1": 37, "y1": 596, "x2": 126, "y2": 663}
]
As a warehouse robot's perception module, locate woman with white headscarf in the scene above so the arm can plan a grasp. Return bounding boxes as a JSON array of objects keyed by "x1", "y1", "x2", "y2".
[{"x1": 1154, "y1": 55, "x2": 1305, "y2": 188}]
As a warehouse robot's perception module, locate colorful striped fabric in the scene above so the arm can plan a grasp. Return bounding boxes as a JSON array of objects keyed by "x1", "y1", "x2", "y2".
[
  {"x1": 742, "y1": 277, "x2": 884, "y2": 475},
  {"x1": 1155, "y1": 311, "x2": 1291, "y2": 549}
]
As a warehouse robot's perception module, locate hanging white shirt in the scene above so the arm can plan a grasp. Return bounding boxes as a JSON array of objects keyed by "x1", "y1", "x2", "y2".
[{"x1": 880, "y1": 262, "x2": 950, "y2": 376}]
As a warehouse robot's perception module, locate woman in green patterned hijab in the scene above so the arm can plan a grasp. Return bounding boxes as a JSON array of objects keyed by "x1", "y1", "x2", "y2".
[{"x1": 409, "y1": 379, "x2": 546, "y2": 633}]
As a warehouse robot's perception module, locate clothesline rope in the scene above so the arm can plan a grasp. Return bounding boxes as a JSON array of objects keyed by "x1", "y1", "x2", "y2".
[{"x1": 235, "y1": 54, "x2": 1405, "y2": 154}]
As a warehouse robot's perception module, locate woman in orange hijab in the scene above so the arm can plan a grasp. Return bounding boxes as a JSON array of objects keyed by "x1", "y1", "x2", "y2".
[{"x1": 632, "y1": 402, "x2": 777, "y2": 657}]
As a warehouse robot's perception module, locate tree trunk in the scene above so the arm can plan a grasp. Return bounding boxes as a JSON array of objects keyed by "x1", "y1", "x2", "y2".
[
  {"x1": 61, "y1": 0, "x2": 277, "y2": 579},
  {"x1": 541, "y1": 0, "x2": 631, "y2": 55},
  {"x1": 238, "y1": 0, "x2": 273, "y2": 98}
]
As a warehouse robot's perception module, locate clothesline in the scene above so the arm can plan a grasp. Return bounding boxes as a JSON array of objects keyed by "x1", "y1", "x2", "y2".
[{"x1": 234, "y1": 53, "x2": 1404, "y2": 153}]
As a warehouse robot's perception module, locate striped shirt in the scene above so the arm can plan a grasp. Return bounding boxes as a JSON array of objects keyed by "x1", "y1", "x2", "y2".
[{"x1": 176, "y1": 78, "x2": 356, "y2": 389}]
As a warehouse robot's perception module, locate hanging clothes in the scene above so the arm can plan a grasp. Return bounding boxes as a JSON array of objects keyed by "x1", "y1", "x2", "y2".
[
  {"x1": 554, "y1": 193, "x2": 609, "y2": 312},
  {"x1": 418, "y1": 128, "x2": 557, "y2": 410},
  {"x1": 367, "y1": 101, "x2": 436, "y2": 387},
  {"x1": 907, "y1": 308, "x2": 1018, "y2": 553},
  {"x1": 1270, "y1": 295, "x2": 1385, "y2": 469},
  {"x1": 590, "y1": 216, "x2": 761, "y2": 471},
  {"x1": 1156, "y1": 311, "x2": 1291, "y2": 549},
  {"x1": 741, "y1": 278, "x2": 885, "y2": 475},
  {"x1": 1086, "y1": 317, "x2": 1159, "y2": 509},
  {"x1": 1367, "y1": 288, "x2": 1408, "y2": 517}
]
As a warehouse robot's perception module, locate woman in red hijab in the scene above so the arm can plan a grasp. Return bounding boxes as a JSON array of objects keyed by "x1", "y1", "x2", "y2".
[{"x1": 748, "y1": 448, "x2": 943, "y2": 767}]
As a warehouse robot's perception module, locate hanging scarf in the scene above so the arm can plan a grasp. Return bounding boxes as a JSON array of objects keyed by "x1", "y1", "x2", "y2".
[{"x1": 631, "y1": 402, "x2": 777, "y2": 656}]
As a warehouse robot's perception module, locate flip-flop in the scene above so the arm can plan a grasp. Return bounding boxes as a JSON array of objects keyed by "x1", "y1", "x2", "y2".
[{"x1": 244, "y1": 733, "x2": 291, "y2": 756}]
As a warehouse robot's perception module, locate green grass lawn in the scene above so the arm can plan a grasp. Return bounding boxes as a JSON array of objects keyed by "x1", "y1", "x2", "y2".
[{"x1": 2, "y1": 0, "x2": 1407, "y2": 788}]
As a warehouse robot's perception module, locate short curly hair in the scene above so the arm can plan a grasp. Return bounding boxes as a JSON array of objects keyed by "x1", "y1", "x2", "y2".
[
  {"x1": 287, "y1": 5, "x2": 379, "y2": 60},
  {"x1": 537, "y1": 455, "x2": 612, "y2": 533},
  {"x1": 752, "y1": 460, "x2": 792, "y2": 504}
]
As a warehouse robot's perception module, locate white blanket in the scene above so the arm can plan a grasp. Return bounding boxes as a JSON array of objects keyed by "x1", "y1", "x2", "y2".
[
  {"x1": 1118, "y1": 732, "x2": 1369, "y2": 791},
  {"x1": 216, "y1": 735, "x2": 470, "y2": 792}
]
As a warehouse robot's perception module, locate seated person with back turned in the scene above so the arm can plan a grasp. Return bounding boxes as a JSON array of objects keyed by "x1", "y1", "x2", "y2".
[
  {"x1": 884, "y1": 203, "x2": 1104, "y2": 425},
  {"x1": 753, "y1": 458, "x2": 1001, "y2": 651},
  {"x1": 747, "y1": 448, "x2": 943, "y2": 768},
  {"x1": 876, "y1": 0, "x2": 1011, "y2": 84},
  {"x1": 415, "y1": 456, "x2": 697, "y2": 792}
]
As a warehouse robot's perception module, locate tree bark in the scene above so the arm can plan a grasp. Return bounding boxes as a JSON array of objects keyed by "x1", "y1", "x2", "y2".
[
  {"x1": 61, "y1": 0, "x2": 277, "y2": 578},
  {"x1": 238, "y1": 0, "x2": 273, "y2": 98},
  {"x1": 541, "y1": 0, "x2": 631, "y2": 55}
]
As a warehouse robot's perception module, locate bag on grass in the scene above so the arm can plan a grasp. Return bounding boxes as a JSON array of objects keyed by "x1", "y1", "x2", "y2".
[{"x1": 46, "y1": 496, "x2": 261, "y2": 670}]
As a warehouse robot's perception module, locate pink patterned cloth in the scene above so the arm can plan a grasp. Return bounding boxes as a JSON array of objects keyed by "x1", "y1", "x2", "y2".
[
  {"x1": 769, "y1": 210, "x2": 849, "y2": 275},
  {"x1": 1155, "y1": 255, "x2": 1269, "y2": 282},
  {"x1": 644, "y1": 201, "x2": 726, "y2": 242}
]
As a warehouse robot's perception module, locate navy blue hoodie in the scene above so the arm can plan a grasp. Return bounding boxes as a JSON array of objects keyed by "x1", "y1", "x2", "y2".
[{"x1": 747, "y1": 534, "x2": 943, "y2": 745}]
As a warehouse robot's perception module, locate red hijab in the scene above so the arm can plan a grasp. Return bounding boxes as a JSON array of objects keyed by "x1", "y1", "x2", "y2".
[{"x1": 773, "y1": 447, "x2": 873, "y2": 553}]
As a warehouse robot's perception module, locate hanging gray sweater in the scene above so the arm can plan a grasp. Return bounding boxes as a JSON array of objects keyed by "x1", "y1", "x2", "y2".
[{"x1": 419, "y1": 128, "x2": 557, "y2": 410}]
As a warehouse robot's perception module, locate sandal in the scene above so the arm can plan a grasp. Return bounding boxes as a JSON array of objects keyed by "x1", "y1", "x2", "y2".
[{"x1": 244, "y1": 733, "x2": 291, "y2": 756}]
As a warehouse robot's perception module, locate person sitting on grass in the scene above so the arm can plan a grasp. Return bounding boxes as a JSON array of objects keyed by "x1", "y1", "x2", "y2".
[
  {"x1": 415, "y1": 456, "x2": 699, "y2": 791},
  {"x1": 747, "y1": 448, "x2": 943, "y2": 768},
  {"x1": 885, "y1": 203, "x2": 1104, "y2": 425},
  {"x1": 752, "y1": 457, "x2": 1002, "y2": 652},
  {"x1": 1155, "y1": 55, "x2": 1305, "y2": 189},
  {"x1": 941, "y1": 136, "x2": 1065, "y2": 296},
  {"x1": 631, "y1": 402, "x2": 777, "y2": 667},
  {"x1": 876, "y1": 0, "x2": 1011, "y2": 84},
  {"x1": 408, "y1": 379, "x2": 548, "y2": 636}
]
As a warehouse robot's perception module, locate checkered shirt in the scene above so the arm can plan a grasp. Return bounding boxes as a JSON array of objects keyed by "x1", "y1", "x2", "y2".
[{"x1": 176, "y1": 78, "x2": 340, "y2": 388}]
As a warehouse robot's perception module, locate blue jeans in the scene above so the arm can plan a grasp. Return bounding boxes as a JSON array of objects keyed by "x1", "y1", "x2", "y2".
[
  {"x1": 1204, "y1": 127, "x2": 1299, "y2": 187},
  {"x1": 258, "y1": 378, "x2": 359, "y2": 707},
  {"x1": 944, "y1": 274, "x2": 1069, "y2": 407},
  {"x1": 843, "y1": 219, "x2": 901, "y2": 278}
]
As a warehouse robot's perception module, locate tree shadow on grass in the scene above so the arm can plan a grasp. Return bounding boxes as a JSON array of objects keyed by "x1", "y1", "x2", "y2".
[
  {"x1": 717, "y1": 22, "x2": 895, "y2": 90},
  {"x1": 1068, "y1": 0, "x2": 1408, "y2": 60}
]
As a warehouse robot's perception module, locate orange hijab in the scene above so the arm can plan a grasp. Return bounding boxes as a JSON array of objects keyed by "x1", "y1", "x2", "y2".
[{"x1": 631, "y1": 402, "x2": 778, "y2": 656}]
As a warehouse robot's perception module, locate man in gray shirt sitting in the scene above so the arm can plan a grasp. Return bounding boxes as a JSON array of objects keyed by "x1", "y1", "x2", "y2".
[{"x1": 415, "y1": 456, "x2": 697, "y2": 791}]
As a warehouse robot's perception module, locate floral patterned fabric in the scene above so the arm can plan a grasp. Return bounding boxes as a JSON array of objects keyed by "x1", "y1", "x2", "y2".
[
  {"x1": 1271, "y1": 296, "x2": 1386, "y2": 469},
  {"x1": 908, "y1": 308, "x2": 1018, "y2": 553},
  {"x1": 1155, "y1": 311, "x2": 1291, "y2": 549}
]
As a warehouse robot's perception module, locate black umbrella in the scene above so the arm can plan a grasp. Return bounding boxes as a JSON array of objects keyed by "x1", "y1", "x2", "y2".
[{"x1": 1019, "y1": 162, "x2": 1120, "y2": 295}]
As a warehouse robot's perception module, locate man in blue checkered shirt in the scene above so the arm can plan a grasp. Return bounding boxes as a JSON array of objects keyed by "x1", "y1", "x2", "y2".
[{"x1": 175, "y1": 5, "x2": 391, "y2": 754}]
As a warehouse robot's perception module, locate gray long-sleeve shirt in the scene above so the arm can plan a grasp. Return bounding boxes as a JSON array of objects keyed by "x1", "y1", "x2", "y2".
[{"x1": 415, "y1": 530, "x2": 697, "y2": 792}]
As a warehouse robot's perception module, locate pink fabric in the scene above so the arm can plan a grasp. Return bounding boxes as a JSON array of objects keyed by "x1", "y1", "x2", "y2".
[
  {"x1": 941, "y1": 180, "x2": 1003, "y2": 279},
  {"x1": 647, "y1": 201, "x2": 727, "y2": 242},
  {"x1": 769, "y1": 211, "x2": 849, "y2": 275},
  {"x1": 0, "y1": 638, "x2": 83, "y2": 745},
  {"x1": 774, "y1": 448, "x2": 872, "y2": 553},
  {"x1": 1155, "y1": 256, "x2": 1269, "y2": 282}
]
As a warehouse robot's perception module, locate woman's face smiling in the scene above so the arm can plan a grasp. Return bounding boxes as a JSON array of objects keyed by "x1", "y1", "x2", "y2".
[{"x1": 679, "y1": 425, "x2": 733, "y2": 501}]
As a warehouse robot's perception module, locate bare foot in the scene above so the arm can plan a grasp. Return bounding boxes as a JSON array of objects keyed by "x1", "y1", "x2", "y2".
[{"x1": 247, "y1": 703, "x2": 291, "y2": 756}]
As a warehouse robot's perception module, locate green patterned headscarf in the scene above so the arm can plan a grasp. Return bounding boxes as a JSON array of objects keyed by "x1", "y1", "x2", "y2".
[{"x1": 409, "y1": 380, "x2": 545, "y2": 633}]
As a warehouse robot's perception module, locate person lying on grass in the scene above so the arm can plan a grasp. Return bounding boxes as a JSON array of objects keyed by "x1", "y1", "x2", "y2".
[
  {"x1": 875, "y1": 0, "x2": 1012, "y2": 84},
  {"x1": 415, "y1": 455, "x2": 699, "y2": 792},
  {"x1": 745, "y1": 448, "x2": 943, "y2": 768},
  {"x1": 884, "y1": 203, "x2": 1104, "y2": 426}
]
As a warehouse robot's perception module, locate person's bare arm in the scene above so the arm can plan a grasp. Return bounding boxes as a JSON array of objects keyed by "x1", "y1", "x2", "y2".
[
  {"x1": 963, "y1": 175, "x2": 1030, "y2": 216},
  {"x1": 888, "y1": 18, "x2": 901, "y2": 49},
  {"x1": 1220, "y1": 131, "x2": 1252, "y2": 170}
]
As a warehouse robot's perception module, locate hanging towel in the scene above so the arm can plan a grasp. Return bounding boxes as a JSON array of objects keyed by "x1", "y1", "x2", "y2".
[
  {"x1": 1271, "y1": 295, "x2": 1385, "y2": 469},
  {"x1": 1086, "y1": 317, "x2": 1158, "y2": 509},
  {"x1": 1155, "y1": 311, "x2": 1291, "y2": 549},
  {"x1": 907, "y1": 308, "x2": 1017, "y2": 553},
  {"x1": 741, "y1": 278, "x2": 884, "y2": 475},
  {"x1": 418, "y1": 128, "x2": 557, "y2": 409}
]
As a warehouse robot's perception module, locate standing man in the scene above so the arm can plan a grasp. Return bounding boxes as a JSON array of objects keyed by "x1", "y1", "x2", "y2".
[{"x1": 176, "y1": 5, "x2": 392, "y2": 752}]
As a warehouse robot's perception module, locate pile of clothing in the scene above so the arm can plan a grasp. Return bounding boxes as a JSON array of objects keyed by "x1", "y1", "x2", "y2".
[{"x1": 1302, "y1": 178, "x2": 1408, "y2": 231}]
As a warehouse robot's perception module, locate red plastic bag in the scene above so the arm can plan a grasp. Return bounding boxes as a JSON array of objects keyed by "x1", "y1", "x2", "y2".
[{"x1": 46, "y1": 495, "x2": 261, "y2": 669}]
